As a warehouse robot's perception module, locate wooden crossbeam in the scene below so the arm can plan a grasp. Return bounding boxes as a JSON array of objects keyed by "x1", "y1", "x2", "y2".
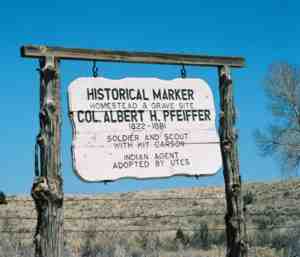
[{"x1": 21, "y1": 45, "x2": 245, "y2": 67}]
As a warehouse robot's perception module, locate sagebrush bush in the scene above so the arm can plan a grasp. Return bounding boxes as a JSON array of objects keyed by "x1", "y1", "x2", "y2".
[
  {"x1": 243, "y1": 190, "x2": 255, "y2": 206},
  {"x1": 190, "y1": 222, "x2": 211, "y2": 250}
]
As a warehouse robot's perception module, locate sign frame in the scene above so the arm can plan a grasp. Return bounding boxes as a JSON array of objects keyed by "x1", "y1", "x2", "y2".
[{"x1": 21, "y1": 45, "x2": 248, "y2": 257}]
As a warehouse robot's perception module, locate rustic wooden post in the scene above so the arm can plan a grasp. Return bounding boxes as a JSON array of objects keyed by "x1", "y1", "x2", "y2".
[
  {"x1": 31, "y1": 55, "x2": 64, "y2": 257},
  {"x1": 218, "y1": 65, "x2": 248, "y2": 257}
]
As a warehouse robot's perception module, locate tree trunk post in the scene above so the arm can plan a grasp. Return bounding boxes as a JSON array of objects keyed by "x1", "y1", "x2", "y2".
[
  {"x1": 218, "y1": 65, "x2": 248, "y2": 257},
  {"x1": 31, "y1": 55, "x2": 64, "y2": 257}
]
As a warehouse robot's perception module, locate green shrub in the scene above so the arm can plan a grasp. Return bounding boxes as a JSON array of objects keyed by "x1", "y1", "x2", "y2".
[
  {"x1": 270, "y1": 231, "x2": 290, "y2": 250},
  {"x1": 253, "y1": 216, "x2": 272, "y2": 230},
  {"x1": 253, "y1": 208, "x2": 284, "y2": 229},
  {"x1": 190, "y1": 222, "x2": 211, "y2": 250},
  {"x1": 175, "y1": 228, "x2": 189, "y2": 246},
  {"x1": 253, "y1": 230, "x2": 272, "y2": 247},
  {"x1": 243, "y1": 190, "x2": 255, "y2": 206},
  {"x1": 210, "y1": 230, "x2": 226, "y2": 246}
]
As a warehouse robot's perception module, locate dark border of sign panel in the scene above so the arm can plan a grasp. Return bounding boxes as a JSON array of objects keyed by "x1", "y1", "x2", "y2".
[{"x1": 21, "y1": 45, "x2": 248, "y2": 257}]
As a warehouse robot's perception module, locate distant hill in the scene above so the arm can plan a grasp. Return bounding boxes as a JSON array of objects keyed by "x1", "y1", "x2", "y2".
[{"x1": 1, "y1": 179, "x2": 300, "y2": 257}]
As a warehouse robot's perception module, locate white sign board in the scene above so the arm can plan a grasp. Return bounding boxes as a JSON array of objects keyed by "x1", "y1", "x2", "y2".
[{"x1": 68, "y1": 77, "x2": 222, "y2": 182}]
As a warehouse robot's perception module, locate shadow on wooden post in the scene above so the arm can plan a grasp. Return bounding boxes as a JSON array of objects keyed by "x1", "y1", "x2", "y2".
[
  {"x1": 31, "y1": 56, "x2": 64, "y2": 257},
  {"x1": 218, "y1": 65, "x2": 248, "y2": 257}
]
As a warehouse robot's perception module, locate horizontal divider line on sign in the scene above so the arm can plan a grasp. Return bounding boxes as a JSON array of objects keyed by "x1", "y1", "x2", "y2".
[
  {"x1": 69, "y1": 110, "x2": 216, "y2": 112},
  {"x1": 77, "y1": 142, "x2": 221, "y2": 147},
  {"x1": 184, "y1": 142, "x2": 220, "y2": 145}
]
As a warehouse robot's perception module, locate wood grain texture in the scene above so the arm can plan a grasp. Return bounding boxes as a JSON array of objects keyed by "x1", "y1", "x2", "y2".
[
  {"x1": 218, "y1": 66, "x2": 248, "y2": 257},
  {"x1": 31, "y1": 56, "x2": 64, "y2": 257},
  {"x1": 21, "y1": 45, "x2": 245, "y2": 67}
]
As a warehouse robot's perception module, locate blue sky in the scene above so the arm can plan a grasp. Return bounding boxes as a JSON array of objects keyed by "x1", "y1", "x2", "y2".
[{"x1": 0, "y1": 0, "x2": 299, "y2": 194}]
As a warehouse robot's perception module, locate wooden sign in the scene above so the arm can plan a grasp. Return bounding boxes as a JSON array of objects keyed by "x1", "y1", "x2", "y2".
[{"x1": 68, "y1": 77, "x2": 222, "y2": 182}]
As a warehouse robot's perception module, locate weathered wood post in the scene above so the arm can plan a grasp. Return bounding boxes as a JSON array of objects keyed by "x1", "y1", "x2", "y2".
[
  {"x1": 218, "y1": 65, "x2": 248, "y2": 257},
  {"x1": 31, "y1": 55, "x2": 64, "y2": 257}
]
